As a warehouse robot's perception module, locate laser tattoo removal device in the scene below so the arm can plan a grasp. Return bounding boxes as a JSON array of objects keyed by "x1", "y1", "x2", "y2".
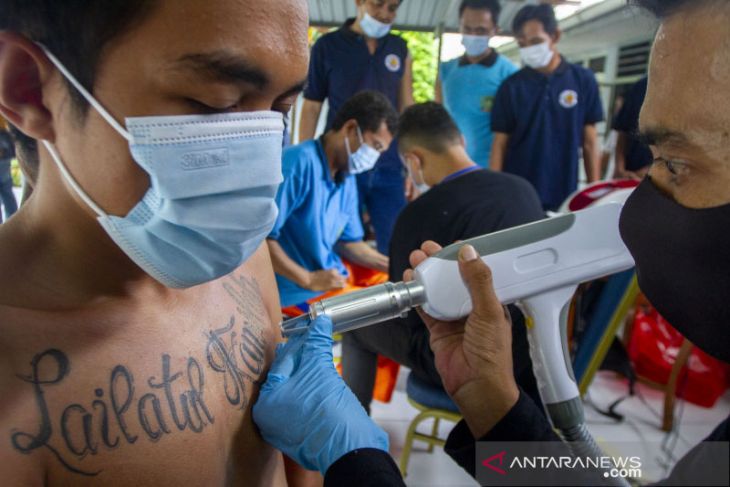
[{"x1": 282, "y1": 202, "x2": 634, "y2": 480}]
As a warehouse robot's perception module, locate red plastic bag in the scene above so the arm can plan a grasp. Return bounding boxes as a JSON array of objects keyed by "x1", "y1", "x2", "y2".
[{"x1": 627, "y1": 307, "x2": 730, "y2": 408}]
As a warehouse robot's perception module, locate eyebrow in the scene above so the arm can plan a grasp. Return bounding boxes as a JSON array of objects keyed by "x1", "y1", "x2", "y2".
[
  {"x1": 636, "y1": 127, "x2": 690, "y2": 147},
  {"x1": 176, "y1": 51, "x2": 269, "y2": 88},
  {"x1": 174, "y1": 51, "x2": 308, "y2": 98},
  {"x1": 279, "y1": 79, "x2": 309, "y2": 99}
]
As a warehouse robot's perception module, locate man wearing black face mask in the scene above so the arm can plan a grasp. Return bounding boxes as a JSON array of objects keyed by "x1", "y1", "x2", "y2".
[{"x1": 252, "y1": 0, "x2": 730, "y2": 485}]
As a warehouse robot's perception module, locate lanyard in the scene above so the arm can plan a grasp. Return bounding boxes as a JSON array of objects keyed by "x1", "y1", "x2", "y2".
[{"x1": 441, "y1": 165, "x2": 480, "y2": 184}]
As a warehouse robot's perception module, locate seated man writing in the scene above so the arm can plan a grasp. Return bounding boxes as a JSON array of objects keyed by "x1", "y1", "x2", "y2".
[
  {"x1": 267, "y1": 91, "x2": 396, "y2": 312},
  {"x1": 342, "y1": 102, "x2": 546, "y2": 413}
]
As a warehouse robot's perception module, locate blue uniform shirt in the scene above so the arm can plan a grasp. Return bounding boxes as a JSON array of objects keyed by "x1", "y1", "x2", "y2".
[
  {"x1": 269, "y1": 139, "x2": 364, "y2": 306},
  {"x1": 440, "y1": 52, "x2": 518, "y2": 168},
  {"x1": 491, "y1": 58, "x2": 604, "y2": 210}
]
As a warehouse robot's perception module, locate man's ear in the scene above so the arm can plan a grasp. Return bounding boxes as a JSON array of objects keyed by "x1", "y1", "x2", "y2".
[
  {"x1": 343, "y1": 118, "x2": 359, "y2": 132},
  {"x1": 342, "y1": 118, "x2": 360, "y2": 142},
  {"x1": 552, "y1": 29, "x2": 562, "y2": 45},
  {"x1": 460, "y1": 134, "x2": 467, "y2": 148},
  {"x1": 409, "y1": 147, "x2": 426, "y2": 171},
  {"x1": 0, "y1": 32, "x2": 56, "y2": 143}
]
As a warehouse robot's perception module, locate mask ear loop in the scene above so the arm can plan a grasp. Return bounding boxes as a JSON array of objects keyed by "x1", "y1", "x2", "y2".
[
  {"x1": 41, "y1": 140, "x2": 107, "y2": 218},
  {"x1": 39, "y1": 45, "x2": 131, "y2": 142},
  {"x1": 399, "y1": 153, "x2": 417, "y2": 187},
  {"x1": 344, "y1": 130, "x2": 353, "y2": 158}
]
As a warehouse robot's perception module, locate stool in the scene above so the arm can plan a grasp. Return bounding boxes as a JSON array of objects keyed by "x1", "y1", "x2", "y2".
[{"x1": 398, "y1": 373, "x2": 462, "y2": 477}]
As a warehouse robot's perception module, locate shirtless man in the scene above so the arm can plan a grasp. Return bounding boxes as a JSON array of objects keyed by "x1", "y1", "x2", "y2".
[{"x1": 0, "y1": 0, "x2": 309, "y2": 485}]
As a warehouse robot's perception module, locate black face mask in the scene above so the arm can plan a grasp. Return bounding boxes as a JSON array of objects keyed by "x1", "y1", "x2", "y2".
[{"x1": 619, "y1": 177, "x2": 730, "y2": 363}]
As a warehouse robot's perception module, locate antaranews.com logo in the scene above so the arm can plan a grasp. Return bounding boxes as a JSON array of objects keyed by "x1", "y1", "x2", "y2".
[
  {"x1": 476, "y1": 441, "x2": 729, "y2": 486},
  {"x1": 481, "y1": 449, "x2": 641, "y2": 481}
]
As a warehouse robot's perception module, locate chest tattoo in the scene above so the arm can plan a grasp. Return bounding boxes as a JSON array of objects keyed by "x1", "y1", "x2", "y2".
[{"x1": 9, "y1": 275, "x2": 271, "y2": 477}]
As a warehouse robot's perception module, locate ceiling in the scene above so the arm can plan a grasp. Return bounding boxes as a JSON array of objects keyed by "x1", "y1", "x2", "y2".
[{"x1": 308, "y1": 0, "x2": 551, "y2": 34}]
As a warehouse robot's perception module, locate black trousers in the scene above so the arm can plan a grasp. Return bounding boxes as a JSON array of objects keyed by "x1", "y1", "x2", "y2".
[{"x1": 341, "y1": 306, "x2": 543, "y2": 414}]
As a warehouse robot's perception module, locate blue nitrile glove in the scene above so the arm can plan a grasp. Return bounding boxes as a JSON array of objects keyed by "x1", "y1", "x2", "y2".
[{"x1": 253, "y1": 315, "x2": 389, "y2": 474}]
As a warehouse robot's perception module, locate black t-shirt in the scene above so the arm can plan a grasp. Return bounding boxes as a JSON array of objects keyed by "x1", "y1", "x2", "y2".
[
  {"x1": 388, "y1": 168, "x2": 545, "y2": 291},
  {"x1": 0, "y1": 131, "x2": 15, "y2": 162},
  {"x1": 613, "y1": 77, "x2": 653, "y2": 172},
  {"x1": 388, "y1": 169, "x2": 547, "y2": 405}
]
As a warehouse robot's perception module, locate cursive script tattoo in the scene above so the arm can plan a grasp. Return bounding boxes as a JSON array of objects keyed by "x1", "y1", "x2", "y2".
[{"x1": 9, "y1": 275, "x2": 270, "y2": 476}]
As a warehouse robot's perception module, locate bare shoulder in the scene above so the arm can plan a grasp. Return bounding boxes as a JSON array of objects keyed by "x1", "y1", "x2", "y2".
[{"x1": 233, "y1": 242, "x2": 283, "y2": 331}]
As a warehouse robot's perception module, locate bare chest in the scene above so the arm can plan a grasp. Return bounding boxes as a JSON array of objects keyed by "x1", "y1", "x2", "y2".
[{"x1": 0, "y1": 273, "x2": 285, "y2": 487}]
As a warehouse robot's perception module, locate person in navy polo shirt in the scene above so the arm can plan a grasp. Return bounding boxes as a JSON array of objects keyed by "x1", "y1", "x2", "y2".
[
  {"x1": 490, "y1": 4, "x2": 604, "y2": 211},
  {"x1": 436, "y1": 0, "x2": 518, "y2": 168},
  {"x1": 268, "y1": 91, "x2": 396, "y2": 308},
  {"x1": 299, "y1": 0, "x2": 414, "y2": 255},
  {"x1": 613, "y1": 76, "x2": 653, "y2": 180}
]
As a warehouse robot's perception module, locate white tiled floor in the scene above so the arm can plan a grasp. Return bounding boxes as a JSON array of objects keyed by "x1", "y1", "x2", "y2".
[{"x1": 371, "y1": 367, "x2": 730, "y2": 486}]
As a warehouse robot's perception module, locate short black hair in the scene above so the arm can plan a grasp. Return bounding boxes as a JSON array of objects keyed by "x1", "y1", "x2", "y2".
[
  {"x1": 398, "y1": 102, "x2": 462, "y2": 154},
  {"x1": 458, "y1": 0, "x2": 502, "y2": 24},
  {"x1": 331, "y1": 91, "x2": 399, "y2": 136},
  {"x1": 630, "y1": 0, "x2": 723, "y2": 17},
  {"x1": 512, "y1": 4, "x2": 558, "y2": 36},
  {"x1": 0, "y1": 0, "x2": 157, "y2": 179}
]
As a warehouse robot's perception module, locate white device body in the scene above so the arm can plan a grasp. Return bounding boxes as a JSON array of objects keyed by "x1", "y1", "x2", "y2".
[{"x1": 413, "y1": 203, "x2": 634, "y2": 404}]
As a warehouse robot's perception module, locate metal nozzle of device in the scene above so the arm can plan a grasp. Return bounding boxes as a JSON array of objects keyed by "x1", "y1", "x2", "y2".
[{"x1": 281, "y1": 281, "x2": 426, "y2": 337}]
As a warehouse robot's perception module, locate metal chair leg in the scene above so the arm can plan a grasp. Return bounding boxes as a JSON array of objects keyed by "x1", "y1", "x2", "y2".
[
  {"x1": 427, "y1": 417, "x2": 440, "y2": 453},
  {"x1": 399, "y1": 410, "x2": 431, "y2": 477}
]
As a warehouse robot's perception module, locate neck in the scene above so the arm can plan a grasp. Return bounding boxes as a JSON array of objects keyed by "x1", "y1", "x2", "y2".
[
  {"x1": 466, "y1": 48, "x2": 493, "y2": 64},
  {"x1": 537, "y1": 51, "x2": 562, "y2": 75},
  {"x1": 351, "y1": 17, "x2": 365, "y2": 35},
  {"x1": 322, "y1": 132, "x2": 344, "y2": 180},
  {"x1": 431, "y1": 146, "x2": 477, "y2": 185},
  {"x1": 0, "y1": 164, "x2": 172, "y2": 310}
]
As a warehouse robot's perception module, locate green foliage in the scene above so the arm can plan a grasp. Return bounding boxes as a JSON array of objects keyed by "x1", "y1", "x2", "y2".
[
  {"x1": 309, "y1": 26, "x2": 330, "y2": 47},
  {"x1": 10, "y1": 159, "x2": 20, "y2": 187},
  {"x1": 395, "y1": 30, "x2": 438, "y2": 103}
]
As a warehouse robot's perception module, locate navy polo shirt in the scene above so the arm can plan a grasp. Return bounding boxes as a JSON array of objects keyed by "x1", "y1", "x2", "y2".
[
  {"x1": 268, "y1": 139, "x2": 364, "y2": 306},
  {"x1": 492, "y1": 57, "x2": 604, "y2": 210},
  {"x1": 613, "y1": 76, "x2": 652, "y2": 172},
  {"x1": 305, "y1": 19, "x2": 408, "y2": 131}
]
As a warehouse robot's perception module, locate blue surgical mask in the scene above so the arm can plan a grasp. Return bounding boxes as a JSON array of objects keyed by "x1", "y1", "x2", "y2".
[
  {"x1": 345, "y1": 126, "x2": 381, "y2": 174},
  {"x1": 41, "y1": 47, "x2": 284, "y2": 289},
  {"x1": 360, "y1": 12, "x2": 392, "y2": 39},
  {"x1": 461, "y1": 35, "x2": 490, "y2": 57}
]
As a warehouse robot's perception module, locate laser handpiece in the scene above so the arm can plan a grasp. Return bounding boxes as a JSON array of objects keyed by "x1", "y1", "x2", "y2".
[{"x1": 281, "y1": 281, "x2": 426, "y2": 337}]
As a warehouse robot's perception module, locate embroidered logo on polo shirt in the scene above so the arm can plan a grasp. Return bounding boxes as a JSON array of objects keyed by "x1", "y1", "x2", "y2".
[
  {"x1": 480, "y1": 96, "x2": 495, "y2": 113},
  {"x1": 559, "y1": 90, "x2": 579, "y2": 109},
  {"x1": 385, "y1": 54, "x2": 401, "y2": 72}
]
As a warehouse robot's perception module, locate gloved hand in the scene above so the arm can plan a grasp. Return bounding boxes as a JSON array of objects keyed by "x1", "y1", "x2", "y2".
[{"x1": 253, "y1": 315, "x2": 389, "y2": 474}]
